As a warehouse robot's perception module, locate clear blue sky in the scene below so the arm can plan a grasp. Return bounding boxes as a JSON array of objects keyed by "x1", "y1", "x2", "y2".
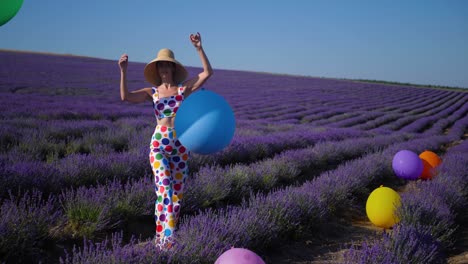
[{"x1": 1, "y1": 0, "x2": 467, "y2": 88}]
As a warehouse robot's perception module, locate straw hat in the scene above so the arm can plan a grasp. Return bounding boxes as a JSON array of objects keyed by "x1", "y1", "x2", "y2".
[{"x1": 144, "y1": 48, "x2": 188, "y2": 86}]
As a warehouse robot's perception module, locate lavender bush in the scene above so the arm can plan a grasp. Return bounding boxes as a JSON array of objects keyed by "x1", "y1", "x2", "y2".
[
  {"x1": 0, "y1": 189, "x2": 62, "y2": 262},
  {"x1": 1, "y1": 50, "x2": 467, "y2": 263}
]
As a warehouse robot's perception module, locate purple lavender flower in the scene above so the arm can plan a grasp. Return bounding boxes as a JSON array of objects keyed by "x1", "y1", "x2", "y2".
[{"x1": 0, "y1": 189, "x2": 62, "y2": 262}]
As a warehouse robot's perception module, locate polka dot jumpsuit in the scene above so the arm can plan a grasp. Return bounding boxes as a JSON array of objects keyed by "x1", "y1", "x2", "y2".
[{"x1": 149, "y1": 85, "x2": 190, "y2": 250}]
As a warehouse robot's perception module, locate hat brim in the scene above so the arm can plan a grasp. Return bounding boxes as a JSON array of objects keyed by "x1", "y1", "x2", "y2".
[{"x1": 144, "y1": 57, "x2": 188, "y2": 86}]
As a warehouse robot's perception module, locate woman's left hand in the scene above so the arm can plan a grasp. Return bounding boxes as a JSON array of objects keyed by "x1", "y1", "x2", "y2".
[{"x1": 190, "y1": 32, "x2": 202, "y2": 49}]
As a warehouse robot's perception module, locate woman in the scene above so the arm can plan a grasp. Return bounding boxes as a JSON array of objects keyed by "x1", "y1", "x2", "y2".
[{"x1": 118, "y1": 32, "x2": 213, "y2": 251}]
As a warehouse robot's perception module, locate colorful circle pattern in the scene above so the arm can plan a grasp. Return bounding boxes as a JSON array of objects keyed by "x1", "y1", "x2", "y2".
[
  {"x1": 149, "y1": 125, "x2": 190, "y2": 250},
  {"x1": 152, "y1": 86, "x2": 185, "y2": 119}
]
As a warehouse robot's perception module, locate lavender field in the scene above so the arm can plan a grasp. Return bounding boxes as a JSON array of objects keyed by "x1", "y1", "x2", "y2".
[{"x1": 1, "y1": 50, "x2": 467, "y2": 264}]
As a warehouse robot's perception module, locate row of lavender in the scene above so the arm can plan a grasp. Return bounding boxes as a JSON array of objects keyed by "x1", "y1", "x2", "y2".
[
  {"x1": 0, "y1": 87, "x2": 451, "y2": 127},
  {"x1": 239, "y1": 88, "x2": 461, "y2": 124},
  {"x1": 344, "y1": 140, "x2": 468, "y2": 263},
  {"x1": 363, "y1": 96, "x2": 467, "y2": 135},
  {"x1": 0, "y1": 123, "x2": 369, "y2": 198},
  {"x1": 368, "y1": 94, "x2": 467, "y2": 133},
  {"x1": 1, "y1": 89, "x2": 464, "y2": 168},
  {"x1": 323, "y1": 93, "x2": 467, "y2": 131},
  {"x1": 214, "y1": 80, "x2": 459, "y2": 123},
  {"x1": 0, "y1": 130, "x2": 411, "y2": 262},
  {"x1": 0, "y1": 96, "x2": 464, "y2": 262},
  {"x1": 0, "y1": 80, "x2": 458, "y2": 128},
  {"x1": 326, "y1": 89, "x2": 467, "y2": 129},
  {"x1": 2, "y1": 52, "x2": 465, "y2": 138},
  {"x1": 2, "y1": 92, "x2": 465, "y2": 201},
  {"x1": 1, "y1": 51, "x2": 460, "y2": 119},
  {"x1": 2, "y1": 112, "x2": 466, "y2": 263},
  {"x1": 1, "y1": 82, "x2": 464, "y2": 166},
  {"x1": 1, "y1": 51, "x2": 467, "y2": 263},
  {"x1": 4, "y1": 104, "x2": 464, "y2": 227},
  {"x1": 57, "y1": 121, "x2": 467, "y2": 263}
]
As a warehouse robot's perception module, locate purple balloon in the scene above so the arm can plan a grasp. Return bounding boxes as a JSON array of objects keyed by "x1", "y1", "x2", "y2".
[
  {"x1": 215, "y1": 248, "x2": 265, "y2": 264},
  {"x1": 392, "y1": 150, "x2": 423, "y2": 180}
]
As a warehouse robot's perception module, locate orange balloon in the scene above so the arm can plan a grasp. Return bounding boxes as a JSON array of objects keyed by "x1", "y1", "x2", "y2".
[{"x1": 419, "y1": 150, "x2": 442, "y2": 180}]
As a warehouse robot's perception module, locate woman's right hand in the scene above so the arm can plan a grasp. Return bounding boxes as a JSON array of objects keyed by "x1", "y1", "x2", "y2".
[{"x1": 118, "y1": 53, "x2": 128, "y2": 72}]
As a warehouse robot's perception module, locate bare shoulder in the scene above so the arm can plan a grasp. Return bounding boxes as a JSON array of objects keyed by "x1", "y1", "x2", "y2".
[
  {"x1": 143, "y1": 87, "x2": 153, "y2": 99},
  {"x1": 181, "y1": 85, "x2": 192, "y2": 98},
  {"x1": 144, "y1": 87, "x2": 153, "y2": 95}
]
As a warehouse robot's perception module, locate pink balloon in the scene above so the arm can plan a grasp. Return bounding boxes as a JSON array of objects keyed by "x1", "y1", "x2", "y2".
[{"x1": 215, "y1": 248, "x2": 265, "y2": 264}]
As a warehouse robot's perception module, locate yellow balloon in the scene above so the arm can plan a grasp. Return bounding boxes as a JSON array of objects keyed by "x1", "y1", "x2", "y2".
[{"x1": 366, "y1": 186, "x2": 401, "y2": 229}]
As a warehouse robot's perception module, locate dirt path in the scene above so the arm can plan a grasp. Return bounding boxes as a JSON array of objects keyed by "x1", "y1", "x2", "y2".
[
  {"x1": 260, "y1": 209, "x2": 383, "y2": 264},
  {"x1": 261, "y1": 177, "x2": 468, "y2": 264}
]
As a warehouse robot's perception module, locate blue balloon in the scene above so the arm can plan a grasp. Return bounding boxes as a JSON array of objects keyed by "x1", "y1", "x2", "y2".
[{"x1": 175, "y1": 88, "x2": 236, "y2": 154}]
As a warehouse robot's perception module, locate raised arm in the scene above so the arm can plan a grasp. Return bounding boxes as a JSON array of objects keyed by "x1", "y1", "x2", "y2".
[
  {"x1": 183, "y1": 32, "x2": 213, "y2": 97},
  {"x1": 118, "y1": 53, "x2": 151, "y2": 103}
]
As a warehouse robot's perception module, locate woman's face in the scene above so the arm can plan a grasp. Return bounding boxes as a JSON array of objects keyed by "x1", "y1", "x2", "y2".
[{"x1": 157, "y1": 61, "x2": 176, "y2": 79}]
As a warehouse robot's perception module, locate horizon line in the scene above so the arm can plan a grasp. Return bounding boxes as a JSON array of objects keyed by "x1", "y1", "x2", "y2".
[{"x1": 1, "y1": 48, "x2": 467, "y2": 92}]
